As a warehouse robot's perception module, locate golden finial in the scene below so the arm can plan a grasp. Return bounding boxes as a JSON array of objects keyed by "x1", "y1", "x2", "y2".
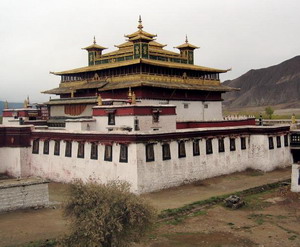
[
  {"x1": 185, "y1": 35, "x2": 188, "y2": 43},
  {"x1": 137, "y1": 15, "x2": 143, "y2": 30},
  {"x1": 23, "y1": 99, "x2": 28, "y2": 108},
  {"x1": 27, "y1": 96, "x2": 30, "y2": 105},
  {"x1": 93, "y1": 36, "x2": 96, "y2": 44},
  {"x1": 97, "y1": 94, "x2": 102, "y2": 106},
  {"x1": 128, "y1": 87, "x2": 132, "y2": 99},
  {"x1": 132, "y1": 92, "x2": 136, "y2": 104},
  {"x1": 4, "y1": 100, "x2": 8, "y2": 109}
]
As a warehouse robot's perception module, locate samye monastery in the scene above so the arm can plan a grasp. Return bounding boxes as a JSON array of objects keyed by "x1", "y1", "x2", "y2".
[{"x1": 0, "y1": 18, "x2": 295, "y2": 193}]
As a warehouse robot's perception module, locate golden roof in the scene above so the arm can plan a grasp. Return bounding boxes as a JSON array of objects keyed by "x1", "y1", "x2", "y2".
[
  {"x1": 175, "y1": 36, "x2": 199, "y2": 49},
  {"x1": 128, "y1": 34, "x2": 154, "y2": 42},
  {"x1": 83, "y1": 36, "x2": 107, "y2": 50},
  {"x1": 98, "y1": 80, "x2": 236, "y2": 92},
  {"x1": 52, "y1": 58, "x2": 229, "y2": 75}
]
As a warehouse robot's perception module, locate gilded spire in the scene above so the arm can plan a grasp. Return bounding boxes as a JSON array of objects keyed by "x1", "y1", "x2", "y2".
[
  {"x1": 4, "y1": 100, "x2": 8, "y2": 109},
  {"x1": 137, "y1": 15, "x2": 143, "y2": 30},
  {"x1": 185, "y1": 35, "x2": 188, "y2": 43},
  {"x1": 93, "y1": 36, "x2": 96, "y2": 44}
]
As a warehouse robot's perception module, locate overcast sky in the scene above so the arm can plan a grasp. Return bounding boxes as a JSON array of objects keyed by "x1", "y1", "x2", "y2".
[{"x1": 0, "y1": 0, "x2": 299, "y2": 102}]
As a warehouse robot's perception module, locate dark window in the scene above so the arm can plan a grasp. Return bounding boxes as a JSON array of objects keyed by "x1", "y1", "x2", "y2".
[
  {"x1": 65, "y1": 141, "x2": 72, "y2": 157},
  {"x1": 152, "y1": 112, "x2": 159, "y2": 123},
  {"x1": 269, "y1": 137, "x2": 274, "y2": 150},
  {"x1": 90, "y1": 143, "x2": 98, "y2": 160},
  {"x1": 193, "y1": 140, "x2": 200, "y2": 156},
  {"x1": 218, "y1": 138, "x2": 225, "y2": 153},
  {"x1": 241, "y1": 137, "x2": 246, "y2": 150},
  {"x1": 284, "y1": 135, "x2": 289, "y2": 147},
  {"x1": 104, "y1": 145, "x2": 113, "y2": 161},
  {"x1": 108, "y1": 113, "x2": 115, "y2": 125},
  {"x1": 43, "y1": 140, "x2": 49, "y2": 155},
  {"x1": 146, "y1": 144, "x2": 155, "y2": 162},
  {"x1": 178, "y1": 141, "x2": 186, "y2": 158},
  {"x1": 162, "y1": 143, "x2": 171, "y2": 160},
  {"x1": 206, "y1": 139, "x2": 213, "y2": 154},
  {"x1": 32, "y1": 139, "x2": 39, "y2": 154},
  {"x1": 54, "y1": 140, "x2": 60, "y2": 156},
  {"x1": 230, "y1": 138, "x2": 236, "y2": 151},
  {"x1": 276, "y1": 136, "x2": 281, "y2": 148},
  {"x1": 77, "y1": 142, "x2": 85, "y2": 158},
  {"x1": 119, "y1": 144, "x2": 128, "y2": 163}
]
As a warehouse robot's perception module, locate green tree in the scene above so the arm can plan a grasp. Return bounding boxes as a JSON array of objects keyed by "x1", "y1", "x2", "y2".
[
  {"x1": 61, "y1": 180, "x2": 156, "y2": 247},
  {"x1": 265, "y1": 106, "x2": 274, "y2": 119}
]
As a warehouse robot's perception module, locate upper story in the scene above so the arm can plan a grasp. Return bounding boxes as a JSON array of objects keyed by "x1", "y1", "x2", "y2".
[{"x1": 43, "y1": 17, "x2": 234, "y2": 98}]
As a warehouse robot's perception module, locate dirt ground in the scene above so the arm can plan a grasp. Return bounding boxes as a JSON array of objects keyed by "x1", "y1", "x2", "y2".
[
  {"x1": 137, "y1": 187, "x2": 300, "y2": 247},
  {"x1": 0, "y1": 167, "x2": 298, "y2": 247}
]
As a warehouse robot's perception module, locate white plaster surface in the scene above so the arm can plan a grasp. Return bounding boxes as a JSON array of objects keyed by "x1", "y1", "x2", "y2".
[
  {"x1": 28, "y1": 140, "x2": 139, "y2": 193},
  {"x1": 291, "y1": 164, "x2": 300, "y2": 192},
  {"x1": 136, "y1": 135, "x2": 292, "y2": 193},
  {"x1": 139, "y1": 99, "x2": 223, "y2": 121}
]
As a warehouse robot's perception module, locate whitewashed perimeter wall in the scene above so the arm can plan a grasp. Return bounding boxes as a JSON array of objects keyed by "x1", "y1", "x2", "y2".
[
  {"x1": 136, "y1": 135, "x2": 292, "y2": 193},
  {"x1": 140, "y1": 100, "x2": 223, "y2": 121},
  {"x1": 0, "y1": 147, "x2": 30, "y2": 177},
  {"x1": 28, "y1": 141, "x2": 139, "y2": 192}
]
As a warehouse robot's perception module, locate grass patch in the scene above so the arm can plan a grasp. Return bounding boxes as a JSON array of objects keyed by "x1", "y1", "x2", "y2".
[
  {"x1": 289, "y1": 235, "x2": 297, "y2": 241},
  {"x1": 159, "y1": 179, "x2": 290, "y2": 220},
  {"x1": 248, "y1": 213, "x2": 272, "y2": 225}
]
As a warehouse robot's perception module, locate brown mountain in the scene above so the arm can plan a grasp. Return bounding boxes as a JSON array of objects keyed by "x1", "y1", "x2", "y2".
[{"x1": 222, "y1": 56, "x2": 300, "y2": 109}]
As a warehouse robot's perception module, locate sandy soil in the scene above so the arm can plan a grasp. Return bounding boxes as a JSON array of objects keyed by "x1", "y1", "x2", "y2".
[{"x1": 0, "y1": 167, "x2": 296, "y2": 247}]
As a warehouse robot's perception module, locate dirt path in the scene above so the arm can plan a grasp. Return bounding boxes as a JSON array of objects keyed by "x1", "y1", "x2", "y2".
[
  {"x1": 0, "y1": 167, "x2": 292, "y2": 247},
  {"x1": 142, "y1": 167, "x2": 291, "y2": 210}
]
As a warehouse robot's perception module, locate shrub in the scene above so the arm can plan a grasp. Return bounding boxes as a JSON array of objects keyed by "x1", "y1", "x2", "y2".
[{"x1": 61, "y1": 180, "x2": 156, "y2": 247}]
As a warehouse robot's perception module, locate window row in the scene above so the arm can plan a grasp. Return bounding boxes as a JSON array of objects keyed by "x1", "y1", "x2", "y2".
[
  {"x1": 32, "y1": 140, "x2": 128, "y2": 163},
  {"x1": 146, "y1": 137, "x2": 249, "y2": 162},
  {"x1": 268, "y1": 135, "x2": 289, "y2": 150}
]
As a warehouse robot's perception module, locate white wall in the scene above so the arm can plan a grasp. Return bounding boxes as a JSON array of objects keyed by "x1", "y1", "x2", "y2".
[
  {"x1": 291, "y1": 164, "x2": 300, "y2": 192},
  {"x1": 65, "y1": 120, "x2": 96, "y2": 131},
  {"x1": 28, "y1": 140, "x2": 139, "y2": 193},
  {"x1": 50, "y1": 105, "x2": 93, "y2": 118},
  {"x1": 0, "y1": 147, "x2": 30, "y2": 177},
  {"x1": 139, "y1": 99, "x2": 223, "y2": 121},
  {"x1": 94, "y1": 115, "x2": 176, "y2": 132},
  {"x1": 136, "y1": 135, "x2": 292, "y2": 193}
]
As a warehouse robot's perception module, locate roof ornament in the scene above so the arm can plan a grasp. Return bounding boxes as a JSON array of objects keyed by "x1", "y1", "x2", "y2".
[
  {"x1": 93, "y1": 36, "x2": 96, "y2": 44},
  {"x1": 137, "y1": 15, "x2": 143, "y2": 30},
  {"x1": 185, "y1": 35, "x2": 188, "y2": 43},
  {"x1": 4, "y1": 100, "x2": 8, "y2": 109},
  {"x1": 97, "y1": 94, "x2": 102, "y2": 106}
]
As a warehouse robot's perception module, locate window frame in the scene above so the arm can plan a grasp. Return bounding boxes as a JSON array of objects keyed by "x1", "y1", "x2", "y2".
[
  {"x1": 32, "y1": 139, "x2": 39, "y2": 154},
  {"x1": 229, "y1": 138, "x2": 236, "y2": 151},
  {"x1": 104, "y1": 145, "x2": 113, "y2": 161},
  {"x1": 65, "y1": 141, "x2": 72, "y2": 157},
  {"x1": 162, "y1": 143, "x2": 171, "y2": 160},
  {"x1": 276, "y1": 136, "x2": 281, "y2": 148},
  {"x1": 43, "y1": 140, "x2": 49, "y2": 155},
  {"x1": 284, "y1": 134, "x2": 289, "y2": 147},
  {"x1": 54, "y1": 140, "x2": 60, "y2": 156},
  {"x1": 206, "y1": 139, "x2": 213, "y2": 155},
  {"x1": 193, "y1": 140, "x2": 200, "y2": 156},
  {"x1": 108, "y1": 113, "x2": 115, "y2": 125},
  {"x1": 119, "y1": 144, "x2": 128, "y2": 163},
  {"x1": 178, "y1": 141, "x2": 186, "y2": 158},
  {"x1": 145, "y1": 143, "x2": 155, "y2": 162},
  {"x1": 218, "y1": 138, "x2": 225, "y2": 153},
  {"x1": 77, "y1": 142, "x2": 85, "y2": 158},
  {"x1": 268, "y1": 136, "x2": 274, "y2": 150},
  {"x1": 90, "y1": 142, "x2": 98, "y2": 160},
  {"x1": 240, "y1": 137, "x2": 246, "y2": 150}
]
